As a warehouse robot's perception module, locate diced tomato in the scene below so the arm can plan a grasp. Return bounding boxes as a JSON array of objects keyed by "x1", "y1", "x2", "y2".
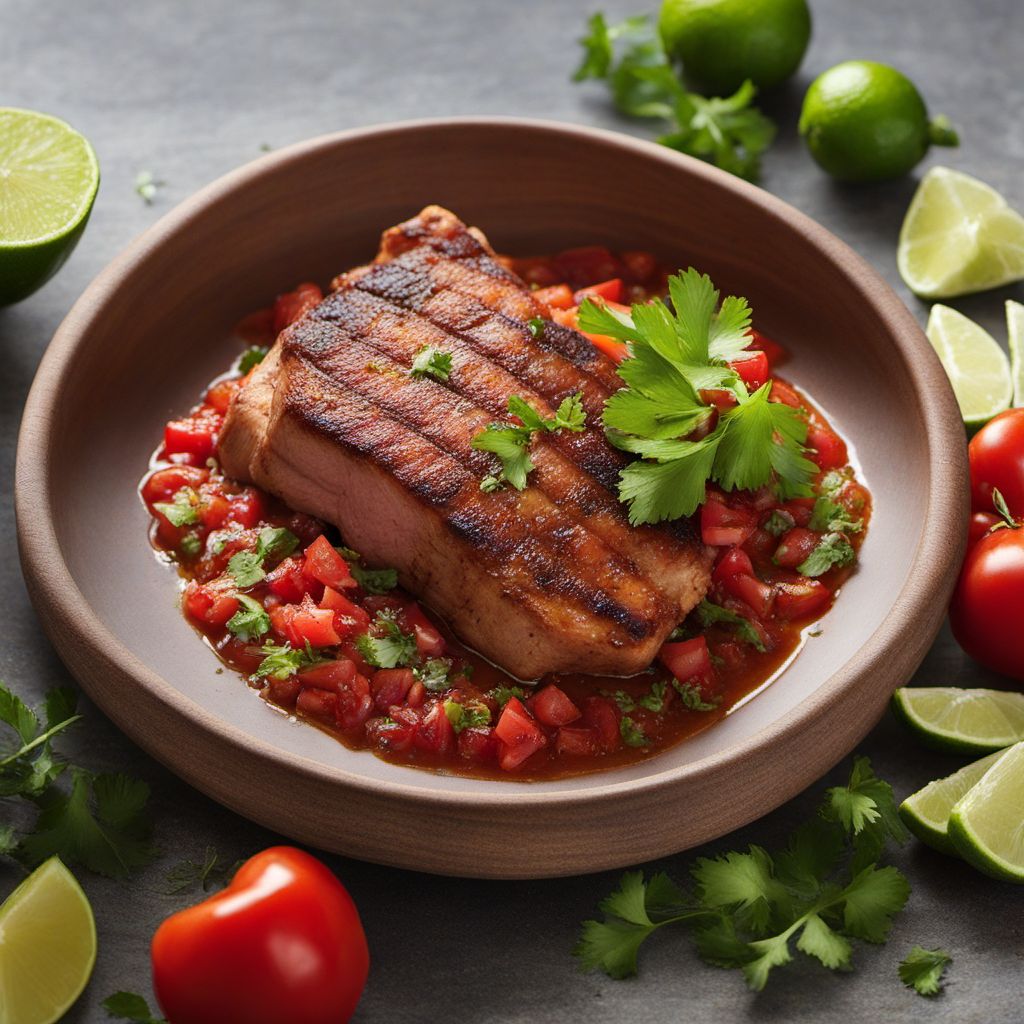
[
  {"x1": 807, "y1": 423, "x2": 848, "y2": 471},
  {"x1": 770, "y1": 379, "x2": 802, "y2": 408},
  {"x1": 164, "y1": 411, "x2": 220, "y2": 461},
  {"x1": 415, "y1": 702, "x2": 455, "y2": 756},
  {"x1": 702, "y1": 495, "x2": 758, "y2": 547},
  {"x1": 773, "y1": 527, "x2": 820, "y2": 569},
  {"x1": 234, "y1": 307, "x2": 275, "y2": 346},
  {"x1": 299, "y1": 660, "x2": 371, "y2": 730},
  {"x1": 620, "y1": 250, "x2": 657, "y2": 282},
  {"x1": 494, "y1": 697, "x2": 547, "y2": 771},
  {"x1": 723, "y1": 572, "x2": 775, "y2": 619},
  {"x1": 774, "y1": 579, "x2": 832, "y2": 620},
  {"x1": 366, "y1": 708, "x2": 420, "y2": 753},
  {"x1": 195, "y1": 491, "x2": 229, "y2": 531},
  {"x1": 286, "y1": 512, "x2": 326, "y2": 546},
  {"x1": 302, "y1": 535, "x2": 355, "y2": 591},
  {"x1": 701, "y1": 388, "x2": 738, "y2": 411},
  {"x1": 272, "y1": 282, "x2": 323, "y2": 333},
  {"x1": 659, "y1": 636, "x2": 712, "y2": 683},
  {"x1": 226, "y1": 487, "x2": 264, "y2": 529},
  {"x1": 290, "y1": 600, "x2": 341, "y2": 647},
  {"x1": 338, "y1": 639, "x2": 374, "y2": 676},
  {"x1": 728, "y1": 350, "x2": 769, "y2": 391},
  {"x1": 581, "y1": 697, "x2": 621, "y2": 752},
  {"x1": 183, "y1": 581, "x2": 239, "y2": 627},
  {"x1": 298, "y1": 658, "x2": 357, "y2": 694},
  {"x1": 713, "y1": 546, "x2": 754, "y2": 584},
  {"x1": 296, "y1": 687, "x2": 338, "y2": 726},
  {"x1": 554, "y1": 246, "x2": 624, "y2": 289},
  {"x1": 457, "y1": 727, "x2": 500, "y2": 762},
  {"x1": 402, "y1": 603, "x2": 447, "y2": 657},
  {"x1": 266, "y1": 557, "x2": 309, "y2": 603},
  {"x1": 533, "y1": 283, "x2": 574, "y2": 310},
  {"x1": 405, "y1": 680, "x2": 426, "y2": 708},
  {"x1": 518, "y1": 260, "x2": 562, "y2": 288},
  {"x1": 142, "y1": 465, "x2": 209, "y2": 506},
  {"x1": 550, "y1": 306, "x2": 578, "y2": 330},
  {"x1": 205, "y1": 378, "x2": 240, "y2": 413},
  {"x1": 749, "y1": 330, "x2": 787, "y2": 367},
  {"x1": 743, "y1": 527, "x2": 777, "y2": 563},
  {"x1": 319, "y1": 586, "x2": 371, "y2": 640},
  {"x1": 529, "y1": 685, "x2": 581, "y2": 727},
  {"x1": 555, "y1": 725, "x2": 599, "y2": 756},
  {"x1": 573, "y1": 278, "x2": 623, "y2": 304},
  {"x1": 781, "y1": 498, "x2": 816, "y2": 527},
  {"x1": 370, "y1": 668, "x2": 415, "y2": 713},
  {"x1": 264, "y1": 674, "x2": 302, "y2": 708},
  {"x1": 583, "y1": 331, "x2": 629, "y2": 363},
  {"x1": 712, "y1": 639, "x2": 747, "y2": 673}
]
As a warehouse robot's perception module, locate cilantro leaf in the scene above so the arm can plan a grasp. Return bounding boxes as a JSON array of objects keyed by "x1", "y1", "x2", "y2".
[
  {"x1": 415, "y1": 659, "x2": 453, "y2": 692},
  {"x1": 102, "y1": 991, "x2": 167, "y2": 1023},
  {"x1": 0, "y1": 683, "x2": 80, "y2": 799},
  {"x1": 899, "y1": 946, "x2": 952, "y2": 997},
  {"x1": 153, "y1": 487, "x2": 201, "y2": 527},
  {"x1": 227, "y1": 550, "x2": 265, "y2": 588},
  {"x1": 763, "y1": 509, "x2": 795, "y2": 537},
  {"x1": 695, "y1": 600, "x2": 766, "y2": 652},
  {"x1": 551, "y1": 393, "x2": 587, "y2": 432},
  {"x1": 253, "y1": 641, "x2": 317, "y2": 680},
  {"x1": 237, "y1": 346, "x2": 268, "y2": 374},
  {"x1": 20, "y1": 770, "x2": 154, "y2": 879},
  {"x1": 444, "y1": 699, "x2": 491, "y2": 733},
  {"x1": 410, "y1": 345, "x2": 453, "y2": 382},
  {"x1": 226, "y1": 594, "x2": 271, "y2": 642},
  {"x1": 619, "y1": 716, "x2": 649, "y2": 747},
  {"x1": 255, "y1": 526, "x2": 299, "y2": 563},
  {"x1": 527, "y1": 317, "x2": 546, "y2": 339},
  {"x1": 488, "y1": 685, "x2": 527, "y2": 709},
  {"x1": 355, "y1": 614, "x2": 417, "y2": 669},
  {"x1": 337, "y1": 548, "x2": 398, "y2": 594},
  {"x1": 671, "y1": 679, "x2": 720, "y2": 711},
  {"x1": 841, "y1": 864, "x2": 910, "y2": 943},
  {"x1": 164, "y1": 846, "x2": 243, "y2": 895},
  {"x1": 692, "y1": 846, "x2": 786, "y2": 935},
  {"x1": 797, "y1": 532, "x2": 856, "y2": 578},
  {"x1": 809, "y1": 496, "x2": 862, "y2": 534}
]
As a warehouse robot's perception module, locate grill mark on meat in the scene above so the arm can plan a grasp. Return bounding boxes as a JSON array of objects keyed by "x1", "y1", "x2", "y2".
[{"x1": 276, "y1": 350, "x2": 664, "y2": 642}]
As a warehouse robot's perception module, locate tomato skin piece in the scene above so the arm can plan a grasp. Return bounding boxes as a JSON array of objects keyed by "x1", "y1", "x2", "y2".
[
  {"x1": 702, "y1": 496, "x2": 758, "y2": 547},
  {"x1": 151, "y1": 846, "x2": 368, "y2": 1024},
  {"x1": 774, "y1": 579, "x2": 831, "y2": 620},
  {"x1": 529, "y1": 685, "x2": 582, "y2": 727},
  {"x1": 728, "y1": 350, "x2": 769, "y2": 391},
  {"x1": 968, "y1": 408, "x2": 1024, "y2": 517},
  {"x1": 807, "y1": 422, "x2": 848, "y2": 471},
  {"x1": 403, "y1": 603, "x2": 447, "y2": 657},
  {"x1": 303, "y1": 535, "x2": 355, "y2": 591},
  {"x1": 950, "y1": 523, "x2": 1024, "y2": 680},
  {"x1": 494, "y1": 697, "x2": 547, "y2": 770},
  {"x1": 533, "y1": 283, "x2": 575, "y2": 310},
  {"x1": 659, "y1": 637, "x2": 712, "y2": 683},
  {"x1": 573, "y1": 278, "x2": 624, "y2": 304}
]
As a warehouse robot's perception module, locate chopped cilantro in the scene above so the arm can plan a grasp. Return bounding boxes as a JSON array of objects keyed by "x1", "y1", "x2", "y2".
[
  {"x1": 237, "y1": 346, "x2": 268, "y2": 374},
  {"x1": 134, "y1": 169, "x2": 163, "y2": 204},
  {"x1": 227, "y1": 550, "x2": 265, "y2": 588},
  {"x1": 488, "y1": 685, "x2": 527, "y2": 709},
  {"x1": 619, "y1": 716, "x2": 649, "y2": 747},
  {"x1": 410, "y1": 345, "x2": 453, "y2": 382},
  {"x1": 352, "y1": 565, "x2": 398, "y2": 594},
  {"x1": 415, "y1": 659, "x2": 453, "y2": 692},
  {"x1": 179, "y1": 531, "x2": 202, "y2": 558},
  {"x1": 695, "y1": 600, "x2": 766, "y2": 652},
  {"x1": 899, "y1": 946, "x2": 952, "y2": 997},
  {"x1": 809, "y1": 496, "x2": 862, "y2": 534},
  {"x1": 762, "y1": 509, "x2": 795, "y2": 537},
  {"x1": 255, "y1": 526, "x2": 300, "y2": 563},
  {"x1": 608, "y1": 681, "x2": 668, "y2": 714},
  {"x1": 355, "y1": 614, "x2": 417, "y2": 669},
  {"x1": 672, "y1": 679, "x2": 720, "y2": 711},
  {"x1": 527, "y1": 317, "x2": 547, "y2": 339},
  {"x1": 226, "y1": 594, "x2": 271, "y2": 642},
  {"x1": 480, "y1": 474, "x2": 505, "y2": 493},
  {"x1": 154, "y1": 487, "x2": 201, "y2": 527},
  {"x1": 443, "y1": 699, "x2": 491, "y2": 733},
  {"x1": 819, "y1": 468, "x2": 853, "y2": 498},
  {"x1": 102, "y1": 991, "x2": 167, "y2": 1023},
  {"x1": 797, "y1": 532, "x2": 856, "y2": 578},
  {"x1": 253, "y1": 641, "x2": 317, "y2": 680},
  {"x1": 164, "y1": 845, "x2": 243, "y2": 895}
]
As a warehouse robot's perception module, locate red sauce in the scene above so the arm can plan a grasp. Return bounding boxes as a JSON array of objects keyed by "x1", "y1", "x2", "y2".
[{"x1": 140, "y1": 246, "x2": 870, "y2": 780}]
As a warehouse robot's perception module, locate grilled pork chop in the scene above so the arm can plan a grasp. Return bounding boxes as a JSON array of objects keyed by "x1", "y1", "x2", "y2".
[{"x1": 218, "y1": 207, "x2": 712, "y2": 679}]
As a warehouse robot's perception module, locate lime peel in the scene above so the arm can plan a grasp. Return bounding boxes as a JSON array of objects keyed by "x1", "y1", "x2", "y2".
[{"x1": 891, "y1": 686, "x2": 1024, "y2": 754}]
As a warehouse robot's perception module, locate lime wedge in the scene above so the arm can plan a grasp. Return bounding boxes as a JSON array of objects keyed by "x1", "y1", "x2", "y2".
[
  {"x1": 898, "y1": 166, "x2": 1024, "y2": 299},
  {"x1": 899, "y1": 748, "x2": 1007, "y2": 855},
  {"x1": 948, "y1": 740, "x2": 1024, "y2": 883},
  {"x1": 1007, "y1": 300, "x2": 1024, "y2": 407},
  {"x1": 0, "y1": 857, "x2": 97, "y2": 1024},
  {"x1": 891, "y1": 686, "x2": 1024, "y2": 754},
  {"x1": 925, "y1": 304, "x2": 1011, "y2": 428},
  {"x1": 0, "y1": 107, "x2": 100, "y2": 305}
]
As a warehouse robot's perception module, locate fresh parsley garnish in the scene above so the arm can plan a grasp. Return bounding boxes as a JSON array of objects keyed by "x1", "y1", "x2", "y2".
[
  {"x1": 581, "y1": 269, "x2": 817, "y2": 524},
  {"x1": 355, "y1": 613, "x2": 417, "y2": 669},
  {"x1": 154, "y1": 487, "x2": 201, "y2": 528},
  {"x1": 619, "y1": 716, "x2": 649, "y2": 747},
  {"x1": 488, "y1": 685, "x2": 528, "y2": 708},
  {"x1": 472, "y1": 393, "x2": 587, "y2": 491},
  {"x1": 898, "y1": 946, "x2": 952, "y2": 997},
  {"x1": 527, "y1": 317, "x2": 547, "y2": 339},
  {"x1": 102, "y1": 991, "x2": 167, "y2": 1023},
  {"x1": 671, "y1": 679, "x2": 720, "y2": 711},
  {"x1": 410, "y1": 345, "x2": 453, "y2": 382},
  {"x1": 226, "y1": 594, "x2": 271, "y2": 642},
  {"x1": 797, "y1": 532, "x2": 856, "y2": 578},
  {"x1": 253, "y1": 641, "x2": 318, "y2": 680},
  {"x1": 444, "y1": 699, "x2": 492, "y2": 733},
  {"x1": 695, "y1": 600, "x2": 766, "y2": 652},
  {"x1": 415, "y1": 659, "x2": 453, "y2": 692},
  {"x1": 576, "y1": 758, "x2": 910, "y2": 989},
  {"x1": 573, "y1": 13, "x2": 775, "y2": 180},
  {"x1": 237, "y1": 345, "x2": 268, "y2": 374}
]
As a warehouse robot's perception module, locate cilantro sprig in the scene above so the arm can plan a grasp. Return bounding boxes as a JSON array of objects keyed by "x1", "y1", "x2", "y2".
[
  {"x1": 573, "y1": 13, "x2": 775, "y2": 180},
  {"x1": 410, "y1": 345, "x2": 453, "y2": 382},
  {"x1": 355, "y1": 612, "x2": 418, "y2": 669},
  {"x1": 103, "y1": 991, "x2": 167, "y2": 1023},
  {"x1": 582, "y1": 269, "x2": 816, "y2": 525},
  {"x1": 575, "y1": 757, "x2": 911, "y2": 989},
  {"x1": 899, "y1": 946, "x2": 952, "y2": 997},
  {"x1": 227, "y1": 526, "x2": 300, "y2": 589},
  {"x1": 472, "y1": 393, "x2": 586, "y2": 492}
]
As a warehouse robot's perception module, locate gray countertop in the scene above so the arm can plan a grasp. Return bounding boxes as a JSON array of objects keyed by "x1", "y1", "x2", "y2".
[{"x1": 2, "y1": 0, "x2": 1022, "y2": 1020}]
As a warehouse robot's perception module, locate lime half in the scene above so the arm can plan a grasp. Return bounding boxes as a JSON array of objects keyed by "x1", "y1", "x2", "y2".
[
  {"x1": 0, "y1": 107, "x2": 99, "y2": 305},
  {"x1": 925, "y1": 304, "x2": 1011, "y2": 428},
  {"x1": 899, "y1": 749, "x2": 1007, "y2": 855},
  {"x1": 892, "y1": 687, "x2": 1024, "y2": 754},
  {"x1": 0, "y1": 857, "x2": 97, "y2": 1024},
  {"x1": 898, "y1": 166, "x2": 1024, "y2": 299},
  {"x1": 1007, "y1": 300, "x2": 1024, "y2": 407},
  {"x1": 948, "y1": 740, "x2": 1024, "y2": 883}
]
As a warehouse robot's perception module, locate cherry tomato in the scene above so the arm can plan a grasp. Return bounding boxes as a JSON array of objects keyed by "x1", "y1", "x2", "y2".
[
  {"x1": 969, "y1": 408, "x2": 1024, "y2": 517},
  {"x1": 151, "y1": 846, "x2": 369, "y2": 1024},
  {"x1": 950, "y1": 518, "x2": 1024, "y2": 681},
  {"x1": 968, "y1": 511, "x2": 1000, "y2": 547}
]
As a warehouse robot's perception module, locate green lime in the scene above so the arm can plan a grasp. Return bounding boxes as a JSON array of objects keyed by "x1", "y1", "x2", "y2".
[
  {"x1": 798, "y1": 61, "x2": 958, "y2": 183},
  {"x1": 0, "y1": 857, "x2": 97, "y2": 1024},
  {"x1": 898, "y1": 167, "x2": 1024, "y2": 299},
  {"x1": 948, "y1": 740, "x2": 1024, "y2": 883},
  {"x1": 891, "y1": 687, "x2": 1024, "y2": 755},
  {"x1": 899, "y1": 748, "x2": 1007, "y2": 855},
  {"x1": 0, "y1": 107, "x2": 100, "y2": 305},
  {"x1": 1005, "y1": 301, "x2": 1024, "y2": 406},
  {"x1": 925, "y1": 304, "x2": 1011, "y2": 429},
  {"x1": 658, "y1": 0, "x2": 811, "y2": 95}
]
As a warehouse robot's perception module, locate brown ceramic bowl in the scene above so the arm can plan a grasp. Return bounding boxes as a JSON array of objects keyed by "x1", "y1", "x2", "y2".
[{"x1": 16, "y1": 119, "x2": 968, "y2": 878}]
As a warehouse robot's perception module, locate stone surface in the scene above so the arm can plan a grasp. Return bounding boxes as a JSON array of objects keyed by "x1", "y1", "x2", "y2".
[{"x1": 1, "y1": 0, "x2": 1022, "y2": 1020}]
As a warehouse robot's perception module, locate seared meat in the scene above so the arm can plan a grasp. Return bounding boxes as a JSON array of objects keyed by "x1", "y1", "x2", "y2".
[{"x1": 218, "y1": 207, "x2": 712, "y2": 679}]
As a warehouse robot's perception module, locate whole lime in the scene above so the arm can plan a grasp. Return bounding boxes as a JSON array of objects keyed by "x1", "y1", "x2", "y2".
[
  {"x1": 798, "y1": 61, "x2": 958, "y2": 183},
  {"x1": 658, "y1": 0, "x2": 811, "y2": 95}
]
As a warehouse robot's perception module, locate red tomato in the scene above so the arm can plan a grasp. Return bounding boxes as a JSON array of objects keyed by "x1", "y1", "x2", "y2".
[
  {"x1": 555, "y1": 725, "x2": 600, "y2": 756},
  {"x1": 415, "y1": 702, "x2": 455, "y2": 755},
  {"x1": 581, "y1": 696, "x2": 621, "y2": 752},
  {"x1": 403, "y1": 603, "x2": 447, "y2": 657},
  {"x1": 320, "y1": 586, "x2": 371, "y2": 640},
  {"x1": 272, "y1": 282, "x2": 323, "y2": 333},
  {"x1": 164, "y1": 411, "x2": 220, "y2": 461},
  {"x1": 774, "y1": 579, "x2": 831, "y2": 620},
  {"x1": 457, "y1": 726, "x2": 500, "y2": 761},
  {"x1": 303, "y1": 535, "x2": 355, "y2": 591},
  {"x1": 529, "y1": 684, "x2": 581, "y2": 727},
  {"x1": 583, "y1": 330, "x2": 629, "y2": 363},
  {"x1": 659, "y1": 636, "x2": 712, "y2": 682},
  {"x1": 573, "y1": 278, "x2": 624, "y2": 304},
  {"x1": 968, "y1": 511, "x2": 1000, "y2": 547},
  {"x1": 722, "y1": 573, "x2": 775, "y2": 618},
  {"x1": 533, "y1": 283, "x2": 575, "y2": 310},
  {"x1": 494, "y1": 697, "x2": 547, "y2": 770},
  {"x1": 286, "y1": 598, "x2": 341, "y2": 648},
  {"x1": 714, "y1": 546, "x2": 754, "y2": 583},
  {"x1": 266, "y1": 557, "x2": 310, "y2": 603},
  {"x1": 807, "y1": 422, "x2": 848, "y2": 470},
  {"x1": 770, "y1": 379, "x2": 802, "y2": 408},
  {"x1": 950, "y1": 519, "x2": 1024, "y2": 680},
  {"x1": 205, "y1": 378, "x2": 240, "y2": 413},
  {"x1": 969, "y1": 409, "x2": 1024, "y2": 517},
  {"x1": 141, "y1": 465, "x2": 209, "y2": 506},
  {"x1": 183, "y1": 582, "x2": 239, "y2": 627},
  {"x1": 702, "y1": 494, "x2": 758, "y2": 547},
  {"x1": 370, "y1": 668, "x2": 415, "y2": 712},
  {"x1": 728, "y1": 350, "x2": 769, "y2": 391},
  {"x1": 620, "y1": 250, "x2": 658, "y2": 282},
  {"x1": 749, "y1": 330, "x2": 787, "y2": 367},
  {"x1": 773, "y1": 527, "x2": 819, "y2": 568},
  {"x1": 151, "y1": 846, "x2": 368, "y2": 1024},
  {"x1": 553, "y1": 246, "x2": 624, "y2": 289}
]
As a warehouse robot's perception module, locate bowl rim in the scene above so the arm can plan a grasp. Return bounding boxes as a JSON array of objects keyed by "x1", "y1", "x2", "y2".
[{"x1": 15, "y1": 115, "x2": 967, "y2": 811}]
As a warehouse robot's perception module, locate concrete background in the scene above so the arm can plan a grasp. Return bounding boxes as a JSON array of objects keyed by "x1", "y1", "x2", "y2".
[{"x1": 1, "y1": 0, "x2": 1022, "y2": 1020}]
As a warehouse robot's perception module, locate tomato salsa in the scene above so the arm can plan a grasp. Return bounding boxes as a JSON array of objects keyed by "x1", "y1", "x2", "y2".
[{"x1": 140, "y1": 246, "x2": 870, "y2": 780}]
